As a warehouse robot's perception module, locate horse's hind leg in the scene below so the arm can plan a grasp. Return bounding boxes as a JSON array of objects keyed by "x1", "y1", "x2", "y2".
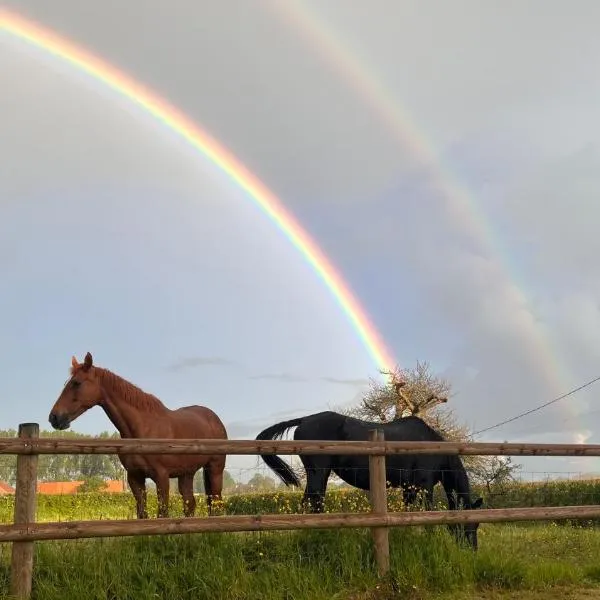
[
  {"x1": 204, "y1": 456, "x2": 225, "y2": 515},
  {"x1": 178, "y1": 474, "x2": 196, "y2": 517},
  {"x1": 127, "y1": 471, "x2": 148, "y2": 519},
  {"x1": 300, "y1": 456, "x2": 331, "y2": 513}
]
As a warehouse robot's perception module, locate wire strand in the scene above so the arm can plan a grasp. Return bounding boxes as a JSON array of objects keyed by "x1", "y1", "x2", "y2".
[{"x1": 473, "y1": 375, "x2": 600, "y2": 436}]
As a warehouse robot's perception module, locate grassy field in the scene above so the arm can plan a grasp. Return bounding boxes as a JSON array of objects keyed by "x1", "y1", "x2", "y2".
[
  {"x1": 1, "y1": 523, "x2": 599, "y2": 599},
  {"x1": 1, "y1": 484, "x2": 600, "y2": 599}
]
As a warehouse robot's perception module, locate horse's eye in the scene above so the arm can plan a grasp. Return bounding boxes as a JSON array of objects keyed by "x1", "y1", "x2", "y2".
[{"x1": 71, "y1": 380, "x2": 81, "y2": 388}]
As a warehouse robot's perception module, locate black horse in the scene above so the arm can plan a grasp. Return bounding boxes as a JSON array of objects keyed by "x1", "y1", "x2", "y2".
[{"x1": 256, "y1": 411, "x2": 483, "y2": 549}]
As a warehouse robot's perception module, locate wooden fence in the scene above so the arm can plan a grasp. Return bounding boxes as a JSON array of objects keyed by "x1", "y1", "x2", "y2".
[{"x1": 3, "y1": 422, "x2": 600, "y2": 598}]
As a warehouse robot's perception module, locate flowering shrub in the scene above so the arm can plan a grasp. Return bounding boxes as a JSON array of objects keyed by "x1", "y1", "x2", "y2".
[{"x1": 1, "y1": 478, "x2": 598, "y2": 524}]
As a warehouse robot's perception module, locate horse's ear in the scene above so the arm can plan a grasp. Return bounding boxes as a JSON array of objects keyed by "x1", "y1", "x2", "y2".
[
  {"x1": 471, "y1": 497, "x2": 483, "y2": 510},
  {"x1": 83, "y1": 352, "x2": 93, "y2": 371},
  {"x1": 71, "y1": 356, "x2": 79, "y2": 370}
]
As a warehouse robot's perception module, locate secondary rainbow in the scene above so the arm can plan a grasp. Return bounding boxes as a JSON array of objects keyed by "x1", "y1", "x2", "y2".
[
  {"x1": 268, "y1": 2, "x2": 578, "y2": 412},
  {"x1": 0, "y1": 8, "x2": 396, "y2": 376}
]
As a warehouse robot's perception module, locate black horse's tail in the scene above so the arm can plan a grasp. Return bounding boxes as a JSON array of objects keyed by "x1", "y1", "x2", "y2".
[{"x1": 256, "y1": 417, "x2": 304, "y2": 487}]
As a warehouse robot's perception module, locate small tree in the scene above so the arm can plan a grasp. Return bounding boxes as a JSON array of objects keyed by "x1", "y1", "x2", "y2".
[
  {"x1": 346, "y1": 362, "x2": 457, "y2": 434},
  {"x1": 193, "y1": 469, "x2": 236, "y2": 494},
  {"x1": 468, "y1": 454, "x2": 519, "y2": 503},
  {"x1": 77, "y1": 476, "x2": 108, "y2": 493},
  {"x1": 247, "y1": 473, "x2": 278, "y2": 491},
  {"x1": 345, "y1": 361, "x2": 520, "y2": 488}
]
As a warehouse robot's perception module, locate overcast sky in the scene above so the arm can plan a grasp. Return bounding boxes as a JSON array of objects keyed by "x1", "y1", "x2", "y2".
[{"x1": 2, "y1": 1, "x2": 600, "y2": 479}]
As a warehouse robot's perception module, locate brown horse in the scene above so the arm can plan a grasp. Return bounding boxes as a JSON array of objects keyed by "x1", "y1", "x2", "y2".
[{"x1": 48, "y1": 352, "x2": 228, "y2": 519}]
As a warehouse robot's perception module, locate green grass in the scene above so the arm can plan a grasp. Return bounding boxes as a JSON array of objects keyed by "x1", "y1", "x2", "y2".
[
  {"x1": 2, "y1": 484, "x2": 600, "y2": 599},
  {"x1": 1, "y1": 523, "x2": 599, "y2": 599}
]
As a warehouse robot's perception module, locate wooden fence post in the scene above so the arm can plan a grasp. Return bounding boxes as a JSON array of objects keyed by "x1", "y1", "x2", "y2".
[
  {"x1": 10, "y1": 423, "x2": 39, "y2": 599},
  {"x1": 368, "y1": 428, "x2": 389, "y2": 576}
]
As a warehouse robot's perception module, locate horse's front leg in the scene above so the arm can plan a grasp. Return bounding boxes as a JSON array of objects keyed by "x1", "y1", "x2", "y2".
[
  {"x1": 203, "y1": 458, "x2": 225, "y2": 516},
  {"x1": 423, "y1": 486, "x2": 434, "y2": 511},
  {"x1": 154, "y1": 471, "x2": 171, "y2": 518},
  {"x1": 178, "y1": 473, "x2": 196, "y2": 517},
  {"x1": 127, "y1": 471, "x2": 148, "y2": 519}
]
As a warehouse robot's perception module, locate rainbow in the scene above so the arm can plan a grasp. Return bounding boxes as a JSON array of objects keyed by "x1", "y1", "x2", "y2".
[
  {"x1": 268, "y1": 2, "x2": 577, "y2": 409},
  {"x1": 0, "y1": 8, "x2": 396, "y2": 376}
]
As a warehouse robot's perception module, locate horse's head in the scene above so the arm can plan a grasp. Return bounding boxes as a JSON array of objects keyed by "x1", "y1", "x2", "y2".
[
  {"x1": 448, "y1": 496, "x2": 484, "y2": 550},
  {"x1": 49, "y1": 352, "x2": 103, "y2": 430}
]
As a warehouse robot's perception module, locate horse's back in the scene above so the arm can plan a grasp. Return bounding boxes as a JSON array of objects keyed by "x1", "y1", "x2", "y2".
[
  {"x1": 340, "y1": 416, "x2": 386, "y2": 440},
  {"x1": 292, "y1": 411, "x2": 347, "y2": 441},
  {"x1": 384, "y1": 416, "x2": 445, "y2": 442},
  {"x1": 172, "y1": 404, "x2": 228, "y2": 439},
  {"x1": 336, "y1": 415, "x2": 446, "y2": 489}
]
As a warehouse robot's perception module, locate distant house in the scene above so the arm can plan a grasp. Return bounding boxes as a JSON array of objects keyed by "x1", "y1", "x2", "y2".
[
  {"x1": 102, "y1": 480, "x2": 126, "y2": 493},
  {"x1": 37, "y1": 480, "x2": 125, "y2": 495},
  {"x1": 0, "y1": 481, "x2": 15, "y2": 495},
  {"x1": 37, "y1": 481, "x2": 82, "y2": 495}
]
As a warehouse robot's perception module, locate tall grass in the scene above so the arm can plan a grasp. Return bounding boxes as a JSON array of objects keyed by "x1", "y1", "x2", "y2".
[
  {"x1": 1, "y1": 524, "x2": 599, "y2": 599},
  {"x1": 1, "y1": 480, "x2": 599, "y2": 598}
]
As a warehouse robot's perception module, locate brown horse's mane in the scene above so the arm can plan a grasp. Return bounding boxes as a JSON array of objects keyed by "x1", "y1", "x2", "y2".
[{"x1": 92, "y1": 367, "x2": 168, "y2": 415}]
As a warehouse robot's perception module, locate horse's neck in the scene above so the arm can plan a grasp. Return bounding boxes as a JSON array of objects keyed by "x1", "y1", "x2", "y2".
[
  {"x1": 97, "y1": 372, "x2": 167, "y2": 438},
  {"x1": 100, "y1": 394, "x2": 139, "y2": 438}
]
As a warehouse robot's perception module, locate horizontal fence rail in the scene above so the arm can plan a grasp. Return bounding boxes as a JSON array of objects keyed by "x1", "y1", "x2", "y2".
[
  {"x1": 1, "y1": 438, "x2": 600, "y2": 456},
  {"x1": 1, "y1": 505, "x2": 600, "y2": 543},
  {"x1": 3, "y1": 422, "x2": 600, "y2": 598}
]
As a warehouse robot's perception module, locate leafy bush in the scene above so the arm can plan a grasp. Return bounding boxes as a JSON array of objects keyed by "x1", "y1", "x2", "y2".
[{"x1": 1, "y1": 477, "x2": 599, "y2": 524}]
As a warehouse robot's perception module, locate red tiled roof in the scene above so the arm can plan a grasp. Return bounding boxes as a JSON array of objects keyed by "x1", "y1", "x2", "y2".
[
  {"x1": 103, "y1": 480, "x2": 125, "y2": 493},
  {"x1": 0, "y1": 481, "x2": 15, "y2": 495},
  {"x1": 37, "y1": 480, "x2": 125, "y2": 495},
  {"x1": 37, "y1": 481, "x2": 83, "y2": 494}
]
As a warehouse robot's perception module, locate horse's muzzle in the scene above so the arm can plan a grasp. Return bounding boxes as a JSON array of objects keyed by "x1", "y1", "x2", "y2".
[{"x1": 49, "y1": 412, "x2": 70, "y2": 431}]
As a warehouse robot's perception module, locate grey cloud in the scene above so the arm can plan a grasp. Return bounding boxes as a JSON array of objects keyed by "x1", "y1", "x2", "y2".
[
  {"x1": 247, "y1": 373, "x2": 309, "y2": 383},
  {"x1": 245, "y1": 374, "x2": 369, "y2": 386},
  {"x1": 166, "y1": 357, "x2": 238, "y2": 372},
  {"x1": 320, "y1": 377, "x2": 370, "y2": 387},
  {"x1": 226, "y1": 408, "x2": 308, "y2": 439},
  {"x1": 269, "y1": 407, "x2": 311, "y2": 418}
]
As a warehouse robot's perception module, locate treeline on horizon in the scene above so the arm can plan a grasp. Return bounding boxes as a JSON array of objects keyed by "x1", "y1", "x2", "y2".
[
  {"x1": 0, "y1": 429, "x2": 124, "y2": 485},
  {"x1": 0, "y1": 429, "x2": 283, "y2": 492}
]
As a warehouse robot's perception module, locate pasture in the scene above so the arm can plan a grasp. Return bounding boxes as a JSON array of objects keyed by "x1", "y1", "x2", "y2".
[{"x1": 1, "y1": 484, "x2": 600, "y2": 599}]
